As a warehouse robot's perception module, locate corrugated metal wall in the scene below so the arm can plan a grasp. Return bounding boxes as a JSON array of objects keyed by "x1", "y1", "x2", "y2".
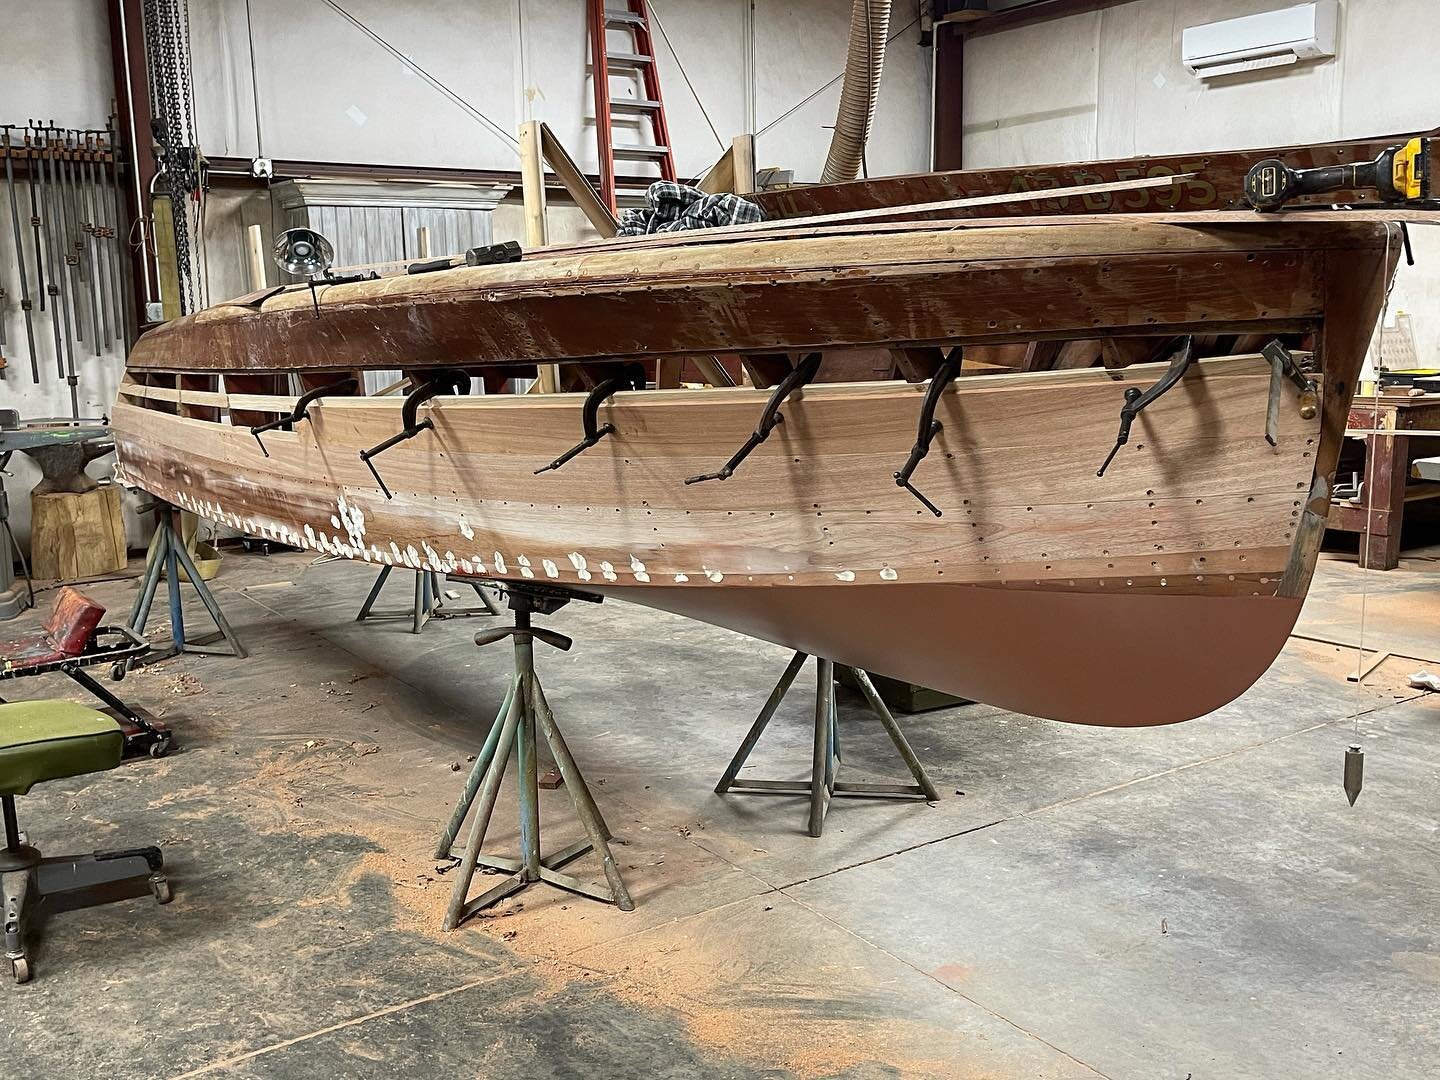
[
  {"x1": 280, "y1": 185, "x2": 500, "y2": 394},
  {"x1": 282, "y1": 203, "x2": 494, "y2": 265}
]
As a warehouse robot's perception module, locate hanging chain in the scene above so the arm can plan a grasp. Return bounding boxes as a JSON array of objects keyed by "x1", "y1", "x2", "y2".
[{"x1": 143, "y1": 0, "x2": 202, "y2": 315}]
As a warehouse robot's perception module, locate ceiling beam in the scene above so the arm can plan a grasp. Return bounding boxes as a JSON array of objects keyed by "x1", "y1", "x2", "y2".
[{"x1": 950, "y1": 0, "x2": 1136, "y2": 36}]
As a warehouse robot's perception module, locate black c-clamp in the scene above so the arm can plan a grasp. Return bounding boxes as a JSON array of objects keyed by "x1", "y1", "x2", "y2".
[
  {"x1": 249, "y1": 377, "x2": 358, "y2": 458},
  {"x1": 359, "y1": 369, "x2": 471, "y2": 499},
  {"x1": 1096, "y1": 335, "x2": 1196, "y2": 477},
  {"x1": 685, "y1": 352, "x2": 822, "y2": 485},
  {"x1": 534, "y1": 362, "x2": 647, "y2": 474},
  {"x1": 893, "y1": 347, "x2": 963, "y2": 517}
]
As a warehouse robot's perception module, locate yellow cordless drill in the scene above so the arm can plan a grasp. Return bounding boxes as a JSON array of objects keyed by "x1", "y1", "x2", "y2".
[{"x1": 1244, "y1": 137, "x2": 1431, "y2": 211}]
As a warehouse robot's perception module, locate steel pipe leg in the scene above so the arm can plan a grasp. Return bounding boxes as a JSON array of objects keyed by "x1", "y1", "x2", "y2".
[
  {"x1": 475, "y1": 584, "x2": 503, "y2": 616},
  {"x1": 809, "y1": 659, "x2": 835, "y2": 837},
  {"x1": 829, "y1": 673, "x2": 840, "y2": 783},
  {"x1": 164, "y1": 531, "x2": 185, "y2": 651},
  {"x1": 356, "y1": 565, "x2": 392, "y2": 621},
  {"x1": 530, "y1": 678, "x2": 612, "y2": 841},
  {"x1": 848, "y1": 667, "x2": 941, "y2": 802},
  {"x1": 434, "y1": 678, "x2": 516, "y2": 859},
  {"x1": 830, "y1": 675, "x2": 842, "y2": 764},
  {"x1": 529, "y1": 676, "x2": 634, "y2": 911},
  {"x1": 516, "y1": 672, "x2": 542, "y2": 881},
  {"x1": 715, "y1": 651, "x2": 808, "y2": 793},
  {"x1": 443, "y1": 688, "x2": 523, "y2": 931},
  {"x1": 127, "y1": 527, "x2": 167, "y2": 633},
  {"x1": 121, "y1": 528, "x2": 169, "y2": 674},
  {"x1": 412, "y1": 569, "x2": 426, "y2": 634}
]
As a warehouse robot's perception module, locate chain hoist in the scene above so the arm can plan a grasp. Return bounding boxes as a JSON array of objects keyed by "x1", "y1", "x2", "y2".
[{"x1": 143, "y1": 0, "x2": 202, "y2": 315}]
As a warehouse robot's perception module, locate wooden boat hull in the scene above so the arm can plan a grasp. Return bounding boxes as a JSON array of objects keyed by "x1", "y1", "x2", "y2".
[
  {"x1": 126, "y1": 217, "x2": 1384, "y2": 375},
  {"x1": 603, "y1": 582, "x2": 1301, "y2": 727},
  {"x1": 117, "y1": 353, "x2": 1329, "y2": 727},
  {"x1": 113, "y1": 212, "x2": 1401, "y2": 727}
]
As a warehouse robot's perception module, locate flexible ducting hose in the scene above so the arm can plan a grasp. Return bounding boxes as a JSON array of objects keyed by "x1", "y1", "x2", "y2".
[{"x1": 820, "y1": 0, "x2": 892, "y2": 184}]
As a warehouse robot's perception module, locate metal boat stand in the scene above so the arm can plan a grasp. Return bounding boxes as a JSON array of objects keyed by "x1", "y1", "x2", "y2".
[
  {"x1": 124, "y1": 502, "x2": 247, "y2": 669},
  {"x1": 355, "y1": 566, "x2": 502, "y2": 633},
  {"x1": 441, "y1": 583, "x2": 633, "y2": 929},
  {"x1": 715, "y1": 652, "x2": 940, "y2": 837}
]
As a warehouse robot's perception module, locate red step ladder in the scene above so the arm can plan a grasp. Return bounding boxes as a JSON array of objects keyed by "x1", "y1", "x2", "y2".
[{"x1": 587, "y1": 0, "x2": 677, "y2": 213}]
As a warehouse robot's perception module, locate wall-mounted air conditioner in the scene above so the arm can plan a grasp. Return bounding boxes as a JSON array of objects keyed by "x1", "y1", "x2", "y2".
[{"x1": 1182, "y1": 1, "x2": 1338, "y2": 80}]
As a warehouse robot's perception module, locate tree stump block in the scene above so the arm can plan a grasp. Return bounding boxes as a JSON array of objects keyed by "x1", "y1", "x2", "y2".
[{"x1": 29, "y1": 485, "x2": 127, "y2": 581}]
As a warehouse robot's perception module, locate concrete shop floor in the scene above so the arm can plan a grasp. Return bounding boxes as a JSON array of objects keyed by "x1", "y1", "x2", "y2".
[{"x1": 0, "y1": 546, "x2": 1436, "y2": 1080}]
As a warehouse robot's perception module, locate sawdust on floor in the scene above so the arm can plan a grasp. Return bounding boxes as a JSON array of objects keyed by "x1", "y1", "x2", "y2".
[
  {"x1": 1283, "y1": 637, "x2": 1432, "y2": 703},
  {"x1": 597, "y1": 957, "x2": 979, "y2": 1079},
  {"x1": 132, "y1": 648, "x2": 1043, "y2": 1079},
  {"x1": 232, "y1": 739, "x2": 982, "y2": 1077}
]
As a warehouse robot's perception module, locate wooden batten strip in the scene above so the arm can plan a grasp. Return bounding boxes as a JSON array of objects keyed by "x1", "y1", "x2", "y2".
[
  {"x1": 178, "y1": 388, "x2": 229, "y2": 409},
  {"x1": 117, "y1": 383, "x2": 231, "y2": 409},
  {"x1": 117, "y1": 383, "x2": 182, "y2": 404},
  {"x1": 226, "y1": 393, "x2": 303, "y2": 413},
  {"x1": 121, "y1": 351, "x2": 1305, "y2": 425},
  {"x1": 538, "y1": 208, "x2": 1413, "y2": 261}
]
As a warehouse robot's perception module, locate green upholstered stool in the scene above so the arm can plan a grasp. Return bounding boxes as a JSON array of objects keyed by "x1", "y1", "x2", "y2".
[{"x1": 1, "y1": 700, "x2": 170, "y2": 985}]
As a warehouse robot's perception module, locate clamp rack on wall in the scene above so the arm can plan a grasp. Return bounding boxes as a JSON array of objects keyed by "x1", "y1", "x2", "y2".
[{"x1": 0, "y1": 121, "x2": 133, "y2": 413}]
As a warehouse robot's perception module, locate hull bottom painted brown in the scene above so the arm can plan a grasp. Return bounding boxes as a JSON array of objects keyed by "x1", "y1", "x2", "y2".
[{"x1": 595, "y1": 582, "x2": 1303, "y2": 727}]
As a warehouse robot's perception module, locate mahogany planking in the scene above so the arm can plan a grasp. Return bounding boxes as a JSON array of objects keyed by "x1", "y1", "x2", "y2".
[
  {"x1": 113, "y1": 352, "x2": 1333, "y2": 727},
  {"x1": 752, "y1": 130, "x2": 1440, "y2": 219},
  {"x1": 121, "y1": 219, "x2": 1393, "y2": 376}
]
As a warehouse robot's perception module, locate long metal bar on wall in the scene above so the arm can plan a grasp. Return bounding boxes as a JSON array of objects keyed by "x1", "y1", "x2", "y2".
[
  {"x1": 956, "y1": 0, "x2": 1136, "y2": 37},
  {"x1": 107, "y1": 0, "x2": 161, "y2": 329},
  {"x1": 0, "y1": 127, "x2": 129, "y2": 410},
  {"x1": 204, "y1": 156, "x2": 681, "y2": 194}
]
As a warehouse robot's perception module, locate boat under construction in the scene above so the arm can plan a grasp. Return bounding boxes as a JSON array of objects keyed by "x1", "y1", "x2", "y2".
[{"x1": 111, "y1": 131, "x2": 1435, "y2": 728}]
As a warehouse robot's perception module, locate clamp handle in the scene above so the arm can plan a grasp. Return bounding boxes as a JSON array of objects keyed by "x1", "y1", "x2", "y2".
[
  {"x1": 535, "y1": 362, "x2": 646, "y2": 474},
  {"x1": 1261, "y1": 340, "x2": 1318, "y2": 447},
  {"x1": 250, "y1": 376, "x2": 358, "y2": 457},
  {"x1": 893, "y1": 348, "x2": 963, "y2": 517},
  {"x1": 1096, "y1": 336, "x2": 1195, "y2": 477},
  {"x1": 474, "y1": 625, "x2": 573, "y2": 651},
  {"x1": 685, "y1": 352, "x2": 821, "y2": 485},
  {"x1": 358, "y1": 371, "x2": 469, "y2": 498}
]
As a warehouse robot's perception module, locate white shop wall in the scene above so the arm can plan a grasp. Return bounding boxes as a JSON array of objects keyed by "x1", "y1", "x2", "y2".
[
  {"x1": 188, "y1": 0, "x2": 933, "y2": 184},
  {"x1": 960, "y1": 0, "x2": 1440, "y2": 364},
  {"x1": 0, "y1": 0, "x2": 143, "y2": 552}
]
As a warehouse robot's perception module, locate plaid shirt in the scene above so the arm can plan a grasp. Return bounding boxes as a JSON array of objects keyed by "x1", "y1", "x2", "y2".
[{"x1": 617, "y1": 181, "x2": 766, "y2": 236}]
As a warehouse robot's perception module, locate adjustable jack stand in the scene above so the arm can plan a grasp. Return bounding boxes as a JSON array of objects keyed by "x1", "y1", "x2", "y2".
[
  {"x1": 355, "y1": 566, "x2": 502, "y2": 633},
  {"x1": 124, "y1": 502, "x2": 247, "y2": 669},
  {"x1": 441, "y1": 584, "x2": 632, "y2": 929},
  {"x1": 715, "y1": 652, "x2": 940, "y2": 837}
]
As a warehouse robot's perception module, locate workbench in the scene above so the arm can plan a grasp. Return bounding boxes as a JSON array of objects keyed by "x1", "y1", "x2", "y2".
[{"x1": 1327, "y1": 394, "x2": 1440, "y2": 569}]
